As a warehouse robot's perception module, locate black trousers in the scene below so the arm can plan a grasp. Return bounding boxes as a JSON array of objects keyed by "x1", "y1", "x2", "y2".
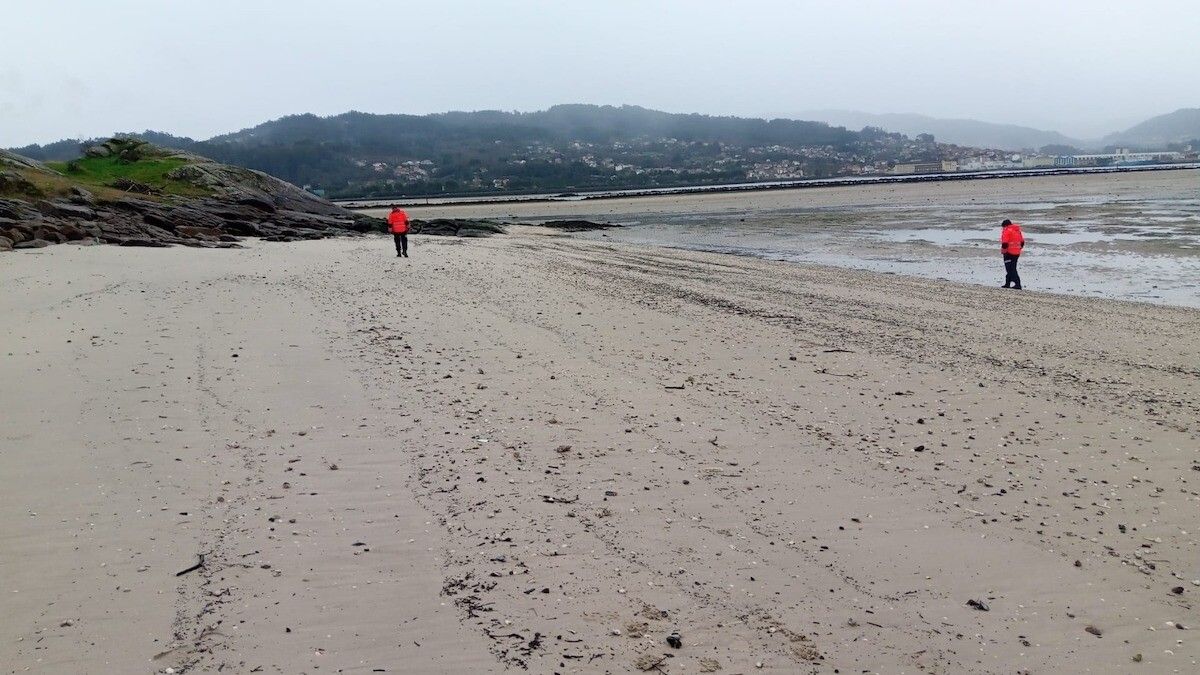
[
  {"x1": 393, "y1": 233, "x2": 408, "y2": 256},
  {"x1": 1003, "y1": 253, "x2": 1021, "y2": 288}
]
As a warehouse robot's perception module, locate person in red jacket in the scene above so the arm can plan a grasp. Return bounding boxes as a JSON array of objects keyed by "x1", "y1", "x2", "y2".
[
  {"x1": 1000, "y1": 219, "x2": 1024, "y2": 289},
  {"x1": 388, "y1": 207, "x2": 410, "y2": 257}
]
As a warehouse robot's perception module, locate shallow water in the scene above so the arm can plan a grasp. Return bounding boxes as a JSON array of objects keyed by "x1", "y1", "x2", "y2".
[
  {"x1": 578, "y1": 195, "x2": 1200, "y2": 307},
  {"x1": 388, "y1": 170, "x2": 1200, "y2": 308}
]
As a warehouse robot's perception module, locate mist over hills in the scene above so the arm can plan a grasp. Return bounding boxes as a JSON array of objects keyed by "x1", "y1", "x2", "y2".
[
  {"x1": 9, "y1": 104, "x2": 1198, "y2": 198},
  {"x1": 799, "y1": 108, "x2": 1200, "y2": 151},
  {"x1": 1102, "y1": 108, "x2": 1200, "y2": 147},
  {"x1": 798, "y1": 110, "x2": 1082, "y2": 151}
]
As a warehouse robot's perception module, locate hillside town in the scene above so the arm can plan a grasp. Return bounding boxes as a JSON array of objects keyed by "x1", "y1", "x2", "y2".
[
  {"x1": 349, "y1": 133, "x2": 1198, "y2": 195},
  {"x1": 891, "y1": 146, "x2": 1195, "y2": 175}
]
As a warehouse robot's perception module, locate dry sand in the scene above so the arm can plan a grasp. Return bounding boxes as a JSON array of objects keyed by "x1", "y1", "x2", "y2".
[{"x1": 2, "y1": 232, "x2": 1198, "y2": 674}]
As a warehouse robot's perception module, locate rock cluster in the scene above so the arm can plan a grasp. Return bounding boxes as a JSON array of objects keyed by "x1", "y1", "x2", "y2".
[
  {"x1": 402, "y1": 218, "x2": 618, "y2": 238},
  {"x1": 0, "y1": 191, "x2": 378, "y2": 251},
  {"x1": 536, "y1": 219, "x2": 621, "y2": 231},
  {"x1": 409, "y1": 219, "x2": 509, "y2": 238}
]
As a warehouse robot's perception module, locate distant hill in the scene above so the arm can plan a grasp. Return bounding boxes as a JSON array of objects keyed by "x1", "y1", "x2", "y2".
[
  {"x1": 23, "y1": 103, "x2": 1194, "y2": 200},
  {"x1": 797, "y1": 110, "x2": 1082, "y2": 151},
  {"x1": 14, "y1": 105, "x2": 939, "y2": 198},
  {"x1": 194, "y1": 105, "x2": 882, "y2": 196},
  {"x1": 1102, "y1": 108, "x2": 1200, "y2": 148},
  {"x1": 203, "y1": 105, "x2": 858, "y2": 148}
]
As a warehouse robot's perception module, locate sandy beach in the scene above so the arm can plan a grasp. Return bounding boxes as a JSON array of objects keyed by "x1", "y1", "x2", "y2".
[{"x1": 3, "y1": 231, "x2": 1198, "y2": 674}]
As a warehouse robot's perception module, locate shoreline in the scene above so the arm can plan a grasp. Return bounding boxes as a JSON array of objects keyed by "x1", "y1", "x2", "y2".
[
  {"x1": 2, "y1": 235, "x2": 1197, "y2": 673},
  {"x1": 368, "y1": 169, "x2": 1200, "y2": 310},
  {"x1": 582, "y1": 235, "x2": 1200, "y2": 309},
  {"x1": 339, "y1": 162, "x2": 1200, "y2": 208}
]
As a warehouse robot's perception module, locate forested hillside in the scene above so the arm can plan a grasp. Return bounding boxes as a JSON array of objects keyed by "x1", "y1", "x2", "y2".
[{"x1": 12, "y1": 105, "x2": 957, "y2": 198}]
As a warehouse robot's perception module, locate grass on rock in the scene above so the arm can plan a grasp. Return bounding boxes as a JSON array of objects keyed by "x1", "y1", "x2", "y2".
[
  {"x1": 1, "y1": 167, "x2": 129, "y2": 201},
  {"x1": 47, "y1": 156, "x2": 213, "y2": 198}
]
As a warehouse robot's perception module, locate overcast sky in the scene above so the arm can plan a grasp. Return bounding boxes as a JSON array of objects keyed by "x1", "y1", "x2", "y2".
[{"x1": 4, "y1": 0, "x2": 1198, "y2": 146}]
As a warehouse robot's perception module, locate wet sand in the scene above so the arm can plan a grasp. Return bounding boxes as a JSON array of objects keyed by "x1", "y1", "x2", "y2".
[
  {"x1": 363, "y1": 169, "x2": 1198, "y2": 219},
  {"x1": 367, "y1": 169, "x2": 1200, "y2": 307},
  {"x1": 2, "y1": 234, "x2": 1198, "y2": 674}
]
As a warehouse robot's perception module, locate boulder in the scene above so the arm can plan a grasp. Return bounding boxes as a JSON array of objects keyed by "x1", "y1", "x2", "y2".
[
  {"x1": 139, "y1": 209, "x2": 171, "y2": 228},
  {"x1": 93, "y1": 217, "x2": 141, "y2": 240},
  {"x1": 176, "y1": 225, "x2": 222, "y2": 239},
  {"x1": 236, "y1": 196, "x2": 276, "y2": 213},
  {"x1": 33, "y1": 227, "x2": 66, "y2": 243},
  {"x1": 163, "y1": 205, "x2": 225, "y2": 231},
  {"x1": 57, "y1": 223, "x2": 87, "y2": 241},
  {"x1": 68, "y1": 186, "x2": 96, "y2": 204},
  {"x1": 139, "y1": 223, "x2": 178, "y2": 241},
  {"x1": 40, "y1": 200, "x2": 97, "y2": 220},
  {"x1": 14, "y1": 239, "x2": 52, "y2": 249},
  {"x1": 0, "y1": 235, "x2": 12, "y2": 251}
]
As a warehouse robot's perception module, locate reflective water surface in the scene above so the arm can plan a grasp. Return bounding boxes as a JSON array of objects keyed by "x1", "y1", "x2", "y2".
[{"x1": 577, "y1": 194, "x2": 1200, "y2": 307}]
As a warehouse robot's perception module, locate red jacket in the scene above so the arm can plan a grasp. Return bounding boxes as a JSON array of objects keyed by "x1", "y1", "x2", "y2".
[
  {"x1": 1001, "y1": 223, "x2": 1024, "y2": 256},
  {"x1": 388, "y1": 210, "x2": 410, "y2": 234}
]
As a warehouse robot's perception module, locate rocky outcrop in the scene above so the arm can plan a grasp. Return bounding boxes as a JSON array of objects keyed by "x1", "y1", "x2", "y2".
[
  {"x1": 1, "y1": 143, "x2": 383, "y2": 252},
  {"x1": 0, "y1": 193, "x2": 381, "y2": 250},
  {"x1": 535, "y1": 220, "x2": 620, "y2": 231},
  {"x1": 402, "y1": 218, "x2": 616, "y2": 237},
  {"x1": 409, "y1": 219, "x2": 508, "y2": 237},
  {"x1": 163, "y1": 158, "x2": 350, "y2": 218}
]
